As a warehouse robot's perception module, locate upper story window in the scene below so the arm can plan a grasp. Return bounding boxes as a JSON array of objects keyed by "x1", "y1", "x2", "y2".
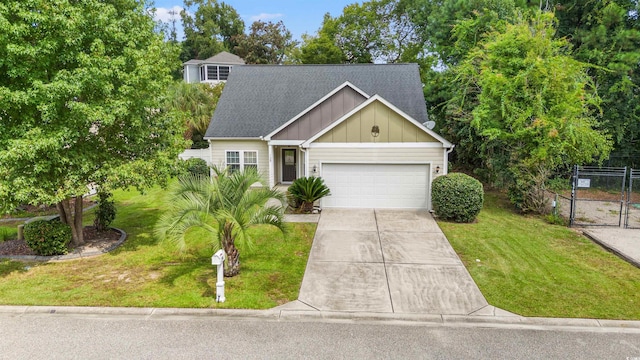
[{"x1": 200, "y1": 65, "x2": 231, "y2": 82}]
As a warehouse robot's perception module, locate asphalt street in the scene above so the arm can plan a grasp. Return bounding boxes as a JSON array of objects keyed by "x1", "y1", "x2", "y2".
[{"x1": 1, "y1": 313, "x2": 639, "y2": 359}]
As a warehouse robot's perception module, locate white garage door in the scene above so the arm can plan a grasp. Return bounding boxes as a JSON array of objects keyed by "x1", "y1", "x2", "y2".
[{"x1": 321, "y1": 163, "x2": 430, "y2": 209}]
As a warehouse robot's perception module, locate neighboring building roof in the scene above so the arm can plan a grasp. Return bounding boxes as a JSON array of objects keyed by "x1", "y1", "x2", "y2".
[
  {"x1": 183, "y1": 51, "x2": 245, "y2": 66},
  {"x1": 205, "y1": 64, "x2": 429, "y2": 138}
]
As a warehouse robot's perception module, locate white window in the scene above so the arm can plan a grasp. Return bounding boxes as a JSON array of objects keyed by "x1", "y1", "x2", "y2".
[
  {"x1": 201, "y1": 65, "x2": 232, "y2": 81},
  {"x1": 226, "y1": 150, "x2": 258, "y2": 173}
]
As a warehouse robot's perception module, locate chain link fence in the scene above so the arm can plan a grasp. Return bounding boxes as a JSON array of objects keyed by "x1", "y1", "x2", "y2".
[{"x1": 625, "y1": 169, "x2": 640, "y2": 229}]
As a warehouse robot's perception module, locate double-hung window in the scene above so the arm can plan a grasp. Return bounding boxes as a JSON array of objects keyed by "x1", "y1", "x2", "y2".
[{"x1": 226, "y1": 151, "x2": 258, "y2": 173}]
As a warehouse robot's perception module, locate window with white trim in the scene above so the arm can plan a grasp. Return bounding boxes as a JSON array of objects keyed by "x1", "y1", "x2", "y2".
[
  {"x1": 226, "y1": 150, "x2": 258, "y2": 173},
  {"x1": 200, "y1": 65, "x2": 232, "y2": 81}
]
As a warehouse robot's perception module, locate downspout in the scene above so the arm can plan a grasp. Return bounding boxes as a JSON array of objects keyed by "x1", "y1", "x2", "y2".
[{"x1": 444, "y1": 145, "x2": 455, "y2": 175}]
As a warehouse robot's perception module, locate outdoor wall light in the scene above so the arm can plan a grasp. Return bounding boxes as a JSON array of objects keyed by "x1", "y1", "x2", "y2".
[
  {"x1": 435, "y1": 166, "x2": 441, "y2": 174},
  {"x1": 371, "y1": 125, "x2": 380, "y2": 138},
  {"x1": 312, "y1": 165, "x2": 318, "y2": 174}
]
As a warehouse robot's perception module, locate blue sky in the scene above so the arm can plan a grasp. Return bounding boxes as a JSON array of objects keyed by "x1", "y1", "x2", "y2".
[{"x1": 151, "y1": 0, "x2": 358, "y2": 41}]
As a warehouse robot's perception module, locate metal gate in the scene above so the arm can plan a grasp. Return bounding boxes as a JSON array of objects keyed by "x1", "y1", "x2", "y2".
[
  {"x1": 570, "y1": 166, "x2": 627, "y2": 227},
  {"x1": 625, "y1": 169, "x2": 640, "y2": 229}
]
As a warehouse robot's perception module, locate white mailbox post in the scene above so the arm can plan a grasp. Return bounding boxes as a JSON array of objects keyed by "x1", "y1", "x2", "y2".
[{"x1": 211, "y1": 249, "x2": 226, "y2": 303}]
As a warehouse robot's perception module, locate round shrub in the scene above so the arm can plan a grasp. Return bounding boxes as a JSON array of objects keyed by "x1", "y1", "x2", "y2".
[
  {"x1": 431, "y1": 173, "x2": 484, "y2": 223},
  {"x1": 23, "y1": 220, "x2": 71, "y2": 256},
  {"x1": 184, "y1": 158, "x2": 209, "y2": 177}
]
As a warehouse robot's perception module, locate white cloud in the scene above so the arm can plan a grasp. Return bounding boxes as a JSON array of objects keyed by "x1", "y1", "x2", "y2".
[
  {"x1": 153, "y1": 6, "x2": 184, "y2": 23},
  {"x1": 248, "y1": 13, "x2": 284, "y2": 22}
]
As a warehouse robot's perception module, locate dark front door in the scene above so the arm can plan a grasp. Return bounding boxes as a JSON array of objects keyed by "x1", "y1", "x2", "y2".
[{"x1": 282, "y1": 149, "x2": 297, "y2": 182}]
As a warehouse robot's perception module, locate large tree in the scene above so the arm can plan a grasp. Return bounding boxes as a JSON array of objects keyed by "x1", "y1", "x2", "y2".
[
  {"x1": 299, "y1": 0, "x2": 421, "y2": 64},
  {"x1": 451, "y1": 11, "x2": 612, "y2": 211},
  {"x1": 554, "y1": 0, "x2": 640, "y2": 166},
  {"x1": 0, "y1": 0, "x2": 186, "y2": 245},
  {"x1": 180, "y1": 0, "x2": 244, "y2": 61},
  {"x1": 233, "y1": 20, "x2": 297, "y2": 64}
]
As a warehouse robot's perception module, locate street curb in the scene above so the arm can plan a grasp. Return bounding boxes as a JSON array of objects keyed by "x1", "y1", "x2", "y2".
[{"x1": 1, "y1": 305, "x2": 639, "y2": 332}]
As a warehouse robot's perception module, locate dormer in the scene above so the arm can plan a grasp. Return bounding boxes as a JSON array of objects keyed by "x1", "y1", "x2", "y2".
[{"x1": 183, "y1": 51, "x2": 245, "y2": 85}]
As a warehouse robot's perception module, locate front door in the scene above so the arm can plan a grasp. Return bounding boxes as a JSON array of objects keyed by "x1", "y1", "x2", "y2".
[{"x1": 282, "y1": 149, "x2": 297, "y2": 182}]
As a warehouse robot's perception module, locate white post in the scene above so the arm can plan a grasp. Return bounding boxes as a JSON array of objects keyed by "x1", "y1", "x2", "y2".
[{"x1": 211, "y1": 250, "x2": 226, "y2": 302}]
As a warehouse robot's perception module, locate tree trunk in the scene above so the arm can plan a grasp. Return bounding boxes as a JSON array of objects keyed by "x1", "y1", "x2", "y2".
[
  {"x1": 222, "y1": 223, "x2": 240, "y2": 277},
  {"x1": 57, "y1": 196, "x2": 84, "y2": 246}
]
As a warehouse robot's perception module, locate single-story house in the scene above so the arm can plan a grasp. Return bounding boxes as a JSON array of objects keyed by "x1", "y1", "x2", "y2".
[{"x1": 204, "y1": 64, "x2": 454, "y2": 209}]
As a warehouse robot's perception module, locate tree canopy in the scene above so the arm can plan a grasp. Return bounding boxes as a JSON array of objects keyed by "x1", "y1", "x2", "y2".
[
  {"x1": 0, "y1": 0, "x2": 186, "y2": 244},
  {"x1": 452, "y1": 11, "x2": 612, "y2": 210},
  {"x1": 233, "y1": 20, "x2": 297, "y2": 64},
  {"x1": 180, "y1": 0, "x2": 245, "y2": 61}
]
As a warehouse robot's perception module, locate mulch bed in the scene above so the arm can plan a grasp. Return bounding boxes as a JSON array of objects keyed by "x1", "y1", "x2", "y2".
[
  {"x1": 1, "y1": 198, "x2": 96, "y2": 220},
  {"x1": 0, "y1": 226, "x2": 121, "y2": 256}
]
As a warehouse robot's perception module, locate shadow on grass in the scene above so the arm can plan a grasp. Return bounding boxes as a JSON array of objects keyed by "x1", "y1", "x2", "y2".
[{"x1": 0, "y1": 260, "x2": 30, "y2": 278}]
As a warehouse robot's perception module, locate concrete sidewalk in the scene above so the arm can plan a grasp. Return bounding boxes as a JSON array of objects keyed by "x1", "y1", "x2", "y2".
[
  {"x1": 581, "y1": 228, "x2": 640, "y2": 268},
  {"x1": 297, "y1": 208, "x2": 500, "y2": 316}
]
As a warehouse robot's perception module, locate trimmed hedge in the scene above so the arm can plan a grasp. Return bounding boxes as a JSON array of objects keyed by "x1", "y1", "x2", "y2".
[
  {"x1": 432, "y1": 173, "x2": 484, "y2": 223},
  {"x1": 24, "y1": 220, "x2": 71, "y2": 256}
]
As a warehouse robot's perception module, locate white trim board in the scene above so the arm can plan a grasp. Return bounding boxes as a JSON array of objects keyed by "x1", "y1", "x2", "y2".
[{"x1": 308, "y1": 142, "x2": 445, "y2": 148}]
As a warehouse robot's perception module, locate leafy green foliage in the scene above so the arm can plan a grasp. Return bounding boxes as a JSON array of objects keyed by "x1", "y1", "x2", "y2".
[
  {"x1": 288, "y1": 177, "x2": 331, "y2": 213},
  {"x1": 0, "y1": 0, "x2": 185, "y2": 245},
  {"x1": 184, "y1": 158, "x2": 210, "y2": 177},
  {"x1": 233, "y1": 20, "x2": 297, "y2": 64},
  {"x1": 94, "y1": 191, "x2": 116, "y2": 232},
  {"x1": 180, "y1": 0, "x2": 245, "y2": 61},
  {"x1": 554, "y1": 0, "x2": 640, "y2": 166},
  {"x1": 298, "y1": 0, "x2": 420, "y2": 64},
  {"x1": 24, "y1": 220, "x2": 71, "y2": 256},
  {"x1": 165, "y1": 81, "x2": 223, "y2": 145},
  {"x1": 155, "y1": 167, "x2": 286, "y2": 277},
  {"x1": 432, "y1": 173, "x2": 484, "y2": 223},
  {"x1": 451, "y1": 11, "x2": 612, "y2": 210}
]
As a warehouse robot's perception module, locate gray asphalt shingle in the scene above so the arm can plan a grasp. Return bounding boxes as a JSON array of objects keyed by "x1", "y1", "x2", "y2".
[{"x1": 205, "y1": 64, "x2": 428, "y2": 138}]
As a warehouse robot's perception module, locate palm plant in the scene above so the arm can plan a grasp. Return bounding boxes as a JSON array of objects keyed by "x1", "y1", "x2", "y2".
[
  {"x1": 155, "y1": 166, "x2": 286, "y2": 277},
  {"x1": 288, "y1": 177, "x2": 331, "y2": 213}
]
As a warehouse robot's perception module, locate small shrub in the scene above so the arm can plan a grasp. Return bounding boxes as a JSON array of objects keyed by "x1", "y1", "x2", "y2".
[
  {"x1": 94, "y1": 190, "x2": 117, "y2": 232},
  {"x1": 544, "y1": 213, "x2": 567, "y2": 226},
  {"x1": 24, "y1": 220, "x2": 71, "y2": 256},
  {"x1": 432, "y1": 172, "x2": 484, "y2": 223},
  {"x1": 288, "y1": 177, "x2": 331, "y2": 213},
  {"x1": 184, "y1": 158, "x2": 209, "y2": 177}
]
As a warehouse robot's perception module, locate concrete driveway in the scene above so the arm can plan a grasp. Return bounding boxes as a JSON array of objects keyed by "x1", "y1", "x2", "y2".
[{"x1": 298, "y1": 208, "x2": 488, "y2": 314}]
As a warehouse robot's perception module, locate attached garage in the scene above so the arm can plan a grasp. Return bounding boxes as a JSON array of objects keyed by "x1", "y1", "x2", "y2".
[{"x1": 321, "y1": 163, "x2": 430, "y2": 209}]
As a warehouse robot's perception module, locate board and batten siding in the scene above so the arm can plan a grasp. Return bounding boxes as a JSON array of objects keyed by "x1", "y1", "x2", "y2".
[
  {"x1": 315, "y1": 100, "x2": 437, "y2": 143},
  {"x1": 308, "y1": 147, "x2": 445, "y2": 178},
  {"x1": 209, "y1": 140, "x2": 269, "y2": 179},
  {"x1": 272, "y1": 86, "x2": 366, "y2": 141}
]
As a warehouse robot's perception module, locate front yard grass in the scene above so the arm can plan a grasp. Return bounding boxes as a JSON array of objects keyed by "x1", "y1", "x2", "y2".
[
  {"x1": 439, "y1": 191, "x2": 640, "y2": 320},
  {"x1": 0, "y1": 186, "x2": 315, "y2": 309}
]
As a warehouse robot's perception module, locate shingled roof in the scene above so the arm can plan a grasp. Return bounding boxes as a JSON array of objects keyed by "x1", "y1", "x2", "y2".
[{"x1": 205, "y1": 64, "x2": 429, "y2": 138}]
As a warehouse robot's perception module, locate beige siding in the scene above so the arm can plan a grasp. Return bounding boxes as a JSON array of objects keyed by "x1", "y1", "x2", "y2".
[
  {"x1": 316, "y1": 100, "x2": 438, "y2": 143},
  {"x1": 209, "y1": 140, "x2": 269, "y2": 179},
  {"x1": 307, "y1": 147, "x2": 445, "y2": 178},
  {"x1": 272, "y1": 86, "x2": 366, "y2": 140}
]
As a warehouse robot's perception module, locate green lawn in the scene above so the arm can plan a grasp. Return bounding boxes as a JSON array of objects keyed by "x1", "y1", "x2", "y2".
[
  {"x1": 439, "y1": 192, "x2": 640, "y2": 320},
  {"x1": 0, "y1": 186, "x2": 316, "y2": 309}
]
